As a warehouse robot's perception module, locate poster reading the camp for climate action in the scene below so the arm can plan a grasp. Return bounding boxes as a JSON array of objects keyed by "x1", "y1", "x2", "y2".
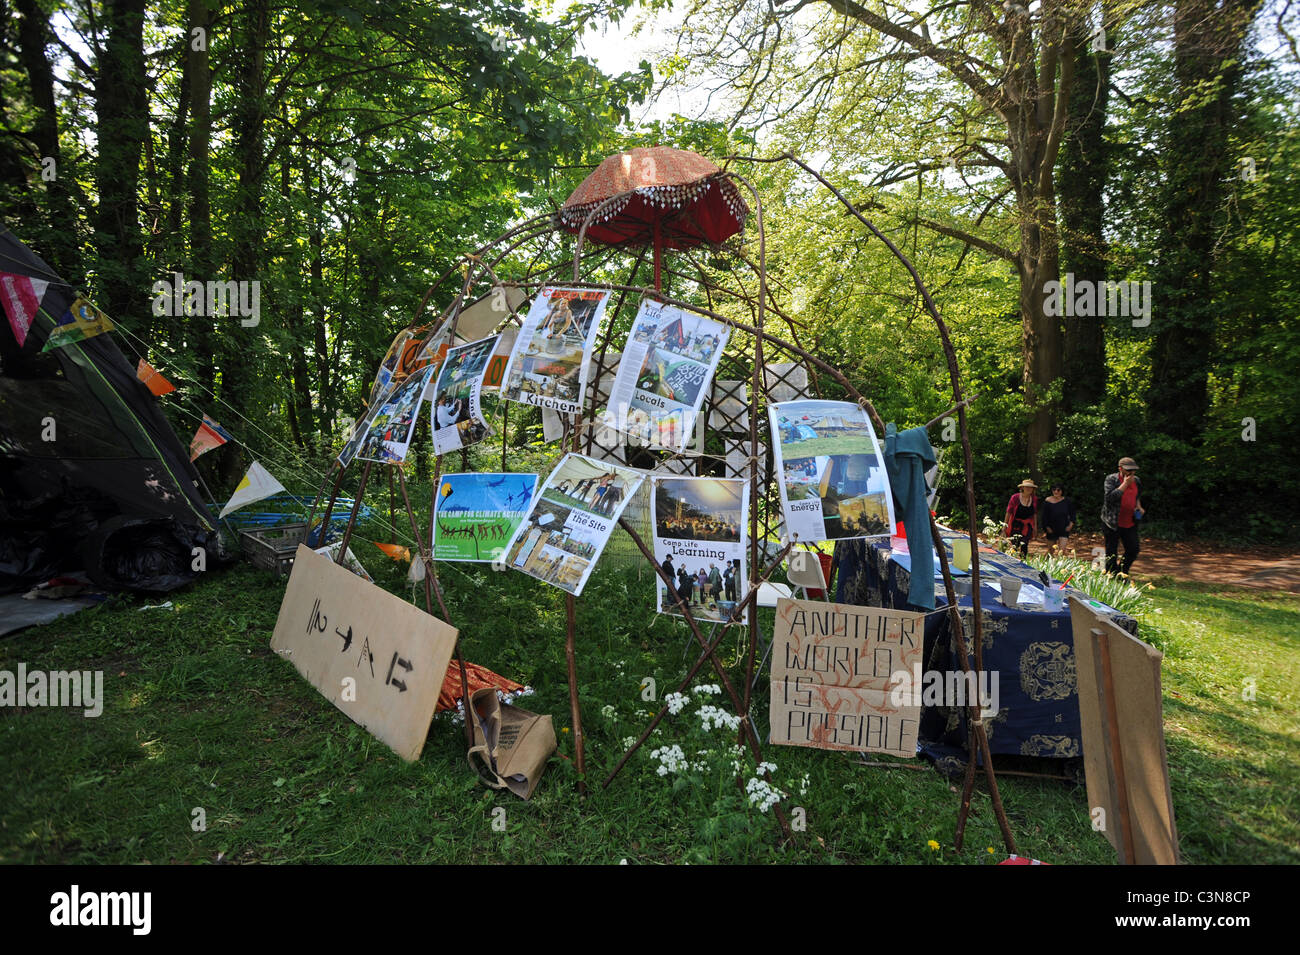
[
  {"x1": 433, "y1": 472, "x2": 538, "y2": 563},
  {"x1": 500, "y1": 287, "x2": 611, "y2": 416},
  {"x1": 768, "y1": 399, "x2": 895, "y2": 544},
  {"x1": 652, "y1": 477, "x2": 749, "y2": 626},
  {"x1": 500, "y1": 453, "x2": 644, "y2": 596},
  {"x1": 605, "y1": 299, "x2": 728, "y2": 453}
]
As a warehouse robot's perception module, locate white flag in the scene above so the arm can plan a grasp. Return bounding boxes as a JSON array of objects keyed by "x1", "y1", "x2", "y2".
[{"x1": 218, "y1": 461, "x2": 286, "y2": 518}]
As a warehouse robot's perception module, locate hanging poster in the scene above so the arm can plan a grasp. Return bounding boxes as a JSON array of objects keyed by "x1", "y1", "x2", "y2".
[
  {"x1": 357, "y1": 364, "x2": 435, "y2": 464},
  {"x1": 604, "y1": 299, "x2": 728, "y2": 453},
  {"x1": 433, "y1": 472, "x2": 539, "y2": 562},
  {"x1": 500, "y1": 452, "x2": 645, "y2": 596},
  {"x1": 768, "y1": 399, "x2": 895, "y2": 543},
  {"x1": 368, "y1": 324, "x2": 449, "y2": 406},
  {"x1": 431, "y1": 335, "x2": 497, "y2": 455},
  {"x1": 652, "y1": 477, "x2": 749, "y2": 625},
  {"x1": 500, "y1": 287, "x2": 611, "y2": 414},
  {"x1": 479, "y1": 327, "x2": 517, "y2": 392}
]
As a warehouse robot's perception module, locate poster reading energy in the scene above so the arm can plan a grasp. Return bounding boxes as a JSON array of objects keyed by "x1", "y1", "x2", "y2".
[
  {"x1": 652, "y1": 477, "x2": 748, "y2": 625},
  {"x1": 357, "y1": 365, "x2": 436, "y2": 464},
  {"x1": 433, "y1": 472, "x2": 538, "y2": 562},
  {"x1": 501, "y1": 287, "x2": 611, "y2": 415},
  {"x1": 500, "y1": 453, "x2": 644, "y2": 596},
  {"x1": 605, "y1": 299, "x2": 729, "y2": 452},
  {"x1": 431, "y1": 335, "x2": 497, "y2": 455},
  {"x1": 768, "y1": 399, "x2": 895, "y2": 543}
]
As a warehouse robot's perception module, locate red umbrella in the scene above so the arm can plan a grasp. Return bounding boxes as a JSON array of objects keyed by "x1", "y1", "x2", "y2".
[{"x1": 559, "y1": 146, "x2": 748, "y2": 290}]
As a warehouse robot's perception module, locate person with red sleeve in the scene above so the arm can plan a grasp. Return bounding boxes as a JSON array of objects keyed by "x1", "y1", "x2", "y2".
[
  {"x1": 1101, "y1": 456, "x2": 1145, "y2": 575},
  {"x1": 1003, "y1": 479, "x2": 1040, "y2": 559}
]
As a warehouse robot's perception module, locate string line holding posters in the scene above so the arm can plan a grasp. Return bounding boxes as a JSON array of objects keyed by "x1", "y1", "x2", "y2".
[
  {"x1": 431, "y1": 334, "x2": 498, "y2": 455},
  {"x1": 500, "y1": 452, "x2": 645, "y2": 596},
  {"x1": 604, "y1": 299, "x2": 729, "y2": 453},
  {"x1": 433, "y1": 472, "x2": 538, "y2": 562},
  {"x1": 652, "y1": 477, "x2": 749, "y2": 625},
  {"x1": 501, "y1": 287, "x2": 611, "y2": 415},
  {"x1": 768, "y1": 399, "x2": 895, "y2": 543}
]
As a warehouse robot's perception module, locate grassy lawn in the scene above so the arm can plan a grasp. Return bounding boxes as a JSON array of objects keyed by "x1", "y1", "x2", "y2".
[{"x1": 1, "y1": 526, "x2": 1296, "y2": 865}]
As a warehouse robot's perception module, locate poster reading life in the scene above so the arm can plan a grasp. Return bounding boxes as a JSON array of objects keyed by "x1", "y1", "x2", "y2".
[
  {"x1": 501, "y1": 287, "x2": 611, "y2": 415},
  {"x1": 501, "y1": 453, "x2": 644, "y2": 596},
  {"x1": 768, "y1": 400, "x2": 895, "y2": 542},
  {"x1": 605, "y1": 299, "x2": 728, "y2": 452},
  {"x1": 652, "y1": 477, "x2": 748, "y2": 625},
  {"x1": 433, "y1": 472, "x2": 538, "y2": 563}
]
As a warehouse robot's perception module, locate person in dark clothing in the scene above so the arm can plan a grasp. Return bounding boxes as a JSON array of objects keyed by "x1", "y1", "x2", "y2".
[
  {"x1": 723, "y1": 561, "x2": 737, "y2": 601},
  {"x1": 1003, "y1": 478, "x2": 1040, "y2": 559},
  {"x1": 661, "y1": 553, "x2": 675, "y2": 582},
  {"x1": 676, "y1": 566, "x2": 694, "y2": 606},
  {"x1": 1040, "y1": 484, "x2": 1077, "y2": 554},
  {"x1": 1101, "y1": 457, "x2": 1144, "y2": 575}
]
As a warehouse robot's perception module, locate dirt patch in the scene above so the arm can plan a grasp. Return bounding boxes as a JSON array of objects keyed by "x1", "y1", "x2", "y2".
[{"x1": 1023, "y1": 532, "x2": 1300, "y2": 593}]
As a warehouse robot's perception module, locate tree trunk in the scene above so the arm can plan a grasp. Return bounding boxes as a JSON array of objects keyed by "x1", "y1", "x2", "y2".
[{"x1": 187, "y1": 0, "x2": 214, "y2": 389}]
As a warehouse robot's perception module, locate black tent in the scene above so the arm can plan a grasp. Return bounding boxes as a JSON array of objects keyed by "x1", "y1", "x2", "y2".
[{"x1": 0, "y1": 227, "x2": 217, "y2": 594}]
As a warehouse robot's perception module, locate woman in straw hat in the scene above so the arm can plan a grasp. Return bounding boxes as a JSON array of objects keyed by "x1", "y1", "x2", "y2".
[{"x1": 1003, "y1": 478, "x2": 1041, "y2": 559}]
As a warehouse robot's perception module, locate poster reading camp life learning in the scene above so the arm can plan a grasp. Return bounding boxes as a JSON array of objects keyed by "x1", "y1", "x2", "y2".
[
  {"x1": 652, "y1": 477, "x2": 749, "y2": 625},
  {"x1": 356, "y1": 364, "x2": 436, "y2": 465},
  {"x1": 433, "y1": 472, "x2": 538, "y2": 563},
  {"x1": 430, "y1": 334, "x2": 498, "y2": 455},
  {"x1": 768, "y1": 399, "x2": 895, "y2": 543},
  {"x1": 500, "y1": 452, "x2": 644, "y2": 596},
  {"x1": 500, "y1": 287, "x2": 611, "y2": 415},
  {"x1": 604, "y1": 299, "x2": 729, "y2": 452}
]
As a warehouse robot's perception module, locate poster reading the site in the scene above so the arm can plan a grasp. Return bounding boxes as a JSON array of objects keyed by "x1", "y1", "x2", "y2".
[
  {"x1": 768, "y1": 399, "x2": 894, "y2": 543},
  {"x1": 652, "y1": 477, "x2": 748, "y2": 625},
  {"x1": 357, "y1": 365, "x2": 436, "y2": 464},
  {"x1": 501, "y1": 287, "x2": 611, "y2": 415},
  {"x1": 605, "y1": 299, "x2": 729, "y2": 453},
  {"x1": 431, "y1": 335, "x2": 497, "y2": 455},
  {"x1": 500, "y1": 452, "x2": 645, "y2": 596},
  {"x1": 433, "y1": 472, "x2": 538, "y2": 562}
]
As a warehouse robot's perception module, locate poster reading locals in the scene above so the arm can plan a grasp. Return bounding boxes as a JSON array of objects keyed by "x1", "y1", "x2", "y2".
[
  {"x1": 652, "y1": 477, "x2": 748, "y2": 625},
  {"x1": 433, "y1": 472, "x2": 538, "y2": 562},
  {"x1": 605, "y1": 299, "x2": 728, "y2": 452},
  {"x1": 357, "y1": 364, "x2": 436, "y2": 464},
  {"x1": 501, "y1": 287, "x2": 611, "y2": 414},
  {"x1": 501, "y1": 452, "x2": 644, "y2": 596},
  {"x1": 768, "y1": 399, "x2": 894, "y2": 543},
  {"x1": 431, "y1": 335, "x2": 497, "y2": 455}
]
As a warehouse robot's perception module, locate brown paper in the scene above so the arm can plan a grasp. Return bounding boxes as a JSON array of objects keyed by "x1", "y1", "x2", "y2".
[{"x1": 467, "y1": 688, "x2": 557, "y2": 799}]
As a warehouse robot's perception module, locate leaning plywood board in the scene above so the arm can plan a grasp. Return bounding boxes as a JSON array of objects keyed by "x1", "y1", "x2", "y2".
[
  {"x1": 272, "y1": 545, "x2": 457, "y2": 762},
  {"x1": 1070, "y1": 596, "x2": 1180, "y2": 864}
]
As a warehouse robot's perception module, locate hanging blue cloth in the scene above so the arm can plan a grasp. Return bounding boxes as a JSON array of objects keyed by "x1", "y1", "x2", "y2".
[{"x1": 883, "y1": 422, "x2": 938, "y2": 610}]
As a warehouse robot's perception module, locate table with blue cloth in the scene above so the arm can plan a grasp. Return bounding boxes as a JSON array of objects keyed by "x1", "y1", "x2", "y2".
[{"x1": 833, "y1": 535, "x2": 1138, "y2": 776}]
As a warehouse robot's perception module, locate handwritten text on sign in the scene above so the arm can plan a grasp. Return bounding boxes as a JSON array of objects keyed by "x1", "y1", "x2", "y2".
[
  {"x1": 271, "y1": 545, "x2": 457, "y2": 761},
  {"x1": 769, "y1": 597, "x2": 924, "y2": 756}
]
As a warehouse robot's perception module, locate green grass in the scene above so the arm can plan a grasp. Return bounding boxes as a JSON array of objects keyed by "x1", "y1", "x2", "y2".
[{"x1": 1, "y1": 525, "x2": 1296, "y2": 864}]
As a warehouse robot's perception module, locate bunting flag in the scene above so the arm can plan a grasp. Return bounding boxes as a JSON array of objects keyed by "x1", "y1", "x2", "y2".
[
  {"x1": 41, "y1": 297, "x2": 115, "y2": 352},
  {"x1": 0, "y1": 272, "x2": 50, "y2": 347},
  {"x1": 136, "y1": 359, "x2": 177, "y2": 396},
  {"x1": 372, "y1": 542, "x2": 411, "y2": 563},
  {"x1": 218, "y1": 461, "x2": 287, "y2": 518},
  {"x1": 189, "y1": 414, "x2": 231, "y2": 461}
]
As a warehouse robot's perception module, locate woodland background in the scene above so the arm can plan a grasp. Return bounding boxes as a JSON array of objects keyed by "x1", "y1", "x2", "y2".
[{"x1": 3, "y1": 0, "x2": 1298, "y2": 540}]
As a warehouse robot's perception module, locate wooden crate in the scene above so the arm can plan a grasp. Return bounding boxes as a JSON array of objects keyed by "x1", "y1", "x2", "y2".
[{"x1": 239, "y1": 523, "x2": 307, "y2": 577}]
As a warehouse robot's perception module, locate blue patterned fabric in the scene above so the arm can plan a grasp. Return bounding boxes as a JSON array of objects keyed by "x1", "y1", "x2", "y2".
[{"x1": 834, "y1": 535, "x2": 1138, "y2": 765}]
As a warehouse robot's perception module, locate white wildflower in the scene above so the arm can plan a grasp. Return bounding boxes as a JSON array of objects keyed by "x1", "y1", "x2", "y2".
[
  {"x1": 600, "y1": 704, "x2": 617, "y2": 720},
  {"x1": 665, "y1": 691, "x2": 689, "y2": 715},
  {"x1": 696, "y1": 704, "x2": 742, "y2": 733}
]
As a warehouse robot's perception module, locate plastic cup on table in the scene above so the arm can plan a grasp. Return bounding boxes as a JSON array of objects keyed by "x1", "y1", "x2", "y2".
[
  {"x1": 1000, "y1": 577, "x2": 1022, "y2": 607},
  {"x1": 951, "y1": 537, "x2": 972, "y2": 572}
]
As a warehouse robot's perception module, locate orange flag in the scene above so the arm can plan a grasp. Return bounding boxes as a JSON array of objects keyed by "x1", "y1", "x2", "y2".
[
  {"x1": 372, "y1": 542, "x2": 410, "y2": 563},
  {"x1": 137, "y1": 359, "x2": 176, "y2": 396}
]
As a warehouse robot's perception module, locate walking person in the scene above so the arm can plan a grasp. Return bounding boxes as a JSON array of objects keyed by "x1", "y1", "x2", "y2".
[
  {"x1": 1040, "y1": 483, "x2": 1077, "y2": 554},
  {"x1": 1003, "y1": 479, "x2": 1040, "y2": 560},
  {"x1": 1101, "y1": 457, "x2": 1145, "y2": 575}
]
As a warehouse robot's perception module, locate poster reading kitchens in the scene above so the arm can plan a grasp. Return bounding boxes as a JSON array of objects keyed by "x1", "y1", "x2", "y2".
[
  {"x1": 501, "y1": 453, "x2": 645, "y2": 596},
  {"x1": 652, "y1": 477, "x2": 749, "y2": 625},
  {"x1": 501, "y1": 287, "x2": 611, "y2": 415},
  {"x1": 430, "y1": 334, "x2": 498, "y2": 455},
  {"x1": 605, "y1": 299, "x2": 729, "y2": 452},
  {"x1": 768, "y1": 399, "x2": 895, "y2": 543}
]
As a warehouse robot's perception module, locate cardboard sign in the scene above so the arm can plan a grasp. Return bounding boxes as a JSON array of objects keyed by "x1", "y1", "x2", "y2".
[
  {"x1": 769, "y1": 597, "x2": 924, "y2": 756},
  {"x1": 1070, "y1": 597, "x2": 1179, "y2": 864},
  {"x1": 271, "y1": 546, "x2": 457, "y2": 761}
]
